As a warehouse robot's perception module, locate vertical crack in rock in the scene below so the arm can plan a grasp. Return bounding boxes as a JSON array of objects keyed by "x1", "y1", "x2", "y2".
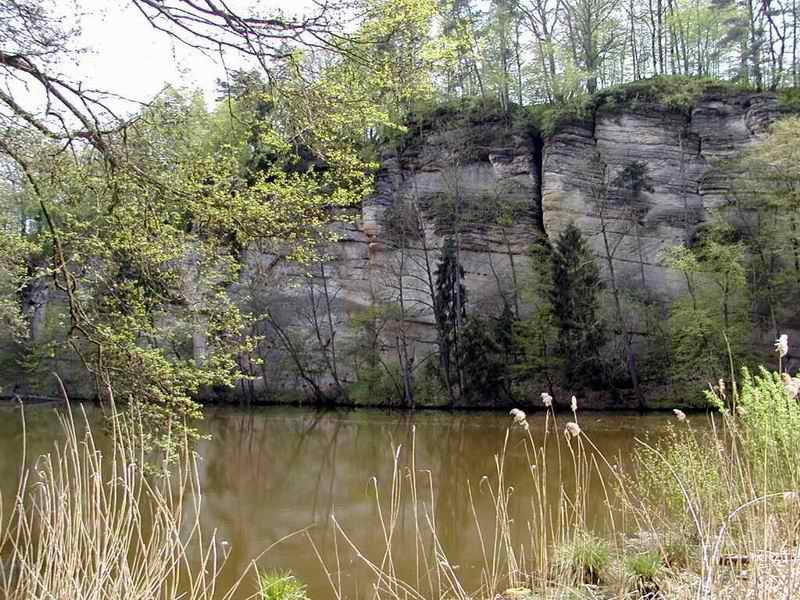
[{"x1": 531, "y1": 130, "x2": 546, "y2": 235}]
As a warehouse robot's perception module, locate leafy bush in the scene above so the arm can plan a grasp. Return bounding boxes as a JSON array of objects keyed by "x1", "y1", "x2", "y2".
[
  {"x1": 528, "y1": 97, "x2": 593, "y2": 138},
  {"x1": 386, "y1": 95, "x2": 518, "y2": 151},
  {"x1": 716, "y1": 366, "x2": 800, "y2": 483},
  {"x1": 631, "y1": 363, "x2": 800, "y2": 566},
  {"x1": 348, "y1": 361, "x2": 403, "y2": 406},
  {"x1": 777, "y1": 87, "x2": 800, "y2": 111}
]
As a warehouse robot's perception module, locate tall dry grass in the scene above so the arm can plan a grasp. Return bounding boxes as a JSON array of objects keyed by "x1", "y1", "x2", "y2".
[
  {"x1": 319, "y1": 370, "x2": 800, "y2": 600},
  {"x1": 312, "y1": 406, "x2": 624, "y2": 600},
  {"x1": 0, "y1": 401, "x2": 251, "y2": 600}
]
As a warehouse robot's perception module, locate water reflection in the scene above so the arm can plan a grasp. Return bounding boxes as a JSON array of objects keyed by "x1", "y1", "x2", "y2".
[{"x1": 0, "y1": 405, "x2": 679, "y2": 599}]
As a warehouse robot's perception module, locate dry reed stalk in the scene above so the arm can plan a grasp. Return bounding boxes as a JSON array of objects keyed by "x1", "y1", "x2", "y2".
[
  {"x1": 0, "y1": 400, "x2": 252, "y2": 600},
  {"x1": 319, "y1": 395, "x2": 800, "y2": 600},
  {"x1": 320, "y1": 408, "x2": 627, "y2": 600}
]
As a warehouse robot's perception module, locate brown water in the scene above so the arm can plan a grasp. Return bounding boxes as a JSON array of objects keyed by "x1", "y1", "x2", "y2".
[{"x1": 0, "y1": 404, "x2": 681, "y2": 599}]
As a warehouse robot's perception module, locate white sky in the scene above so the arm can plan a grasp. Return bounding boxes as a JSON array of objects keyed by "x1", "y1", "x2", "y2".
[
  {"x1": 65, "y1": 0, "x2": 315, "y2": 110},
  {"x1": 75, "y1": 2, "x2": 220, "y2": 102}
]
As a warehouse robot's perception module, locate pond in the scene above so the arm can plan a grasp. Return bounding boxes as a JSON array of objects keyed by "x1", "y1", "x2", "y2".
[{"x1": 0, "y1": 403, "x2": 682, "y2": 599}]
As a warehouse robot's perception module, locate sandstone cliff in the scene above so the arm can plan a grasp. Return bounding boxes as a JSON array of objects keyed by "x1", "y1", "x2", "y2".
[
  {"x1": 9, "y1": 87, "x2": 795, "y2": 406},
  {"x1": 542, "y1": 90, "x2": 786, "y2": 301},
  {"x1": 220, "y1": 88, "x2": 792, "y2": 406}
]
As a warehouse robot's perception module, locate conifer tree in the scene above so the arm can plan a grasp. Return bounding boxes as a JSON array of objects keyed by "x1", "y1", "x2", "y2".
[
  {"x1": 434, "y1": 236, "x2": 467, "y2": 397},
  {"x1": 550, "y1": 223, "x2": 606, "y2": 385},
  {"x1": 460, "y1": 315, "x2": 506, "y2": 403}
]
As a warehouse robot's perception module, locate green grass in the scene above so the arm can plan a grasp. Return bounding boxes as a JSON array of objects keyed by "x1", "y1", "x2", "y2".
[
  {"x1": 625, "y1": 550, "x2": 662, "y2": 580},
  {"x1": 258, "y1": 572, "x2": 309, "y2": 600},
  {"x1": 625, "y1": 551, "x2": 663, "y2": 599},
  {"x1": 593, "y1": 75, "x2": 751, "y2": 114},
  {"x1": 557, "y1": 534, "x2": 611, "y2": 585}
]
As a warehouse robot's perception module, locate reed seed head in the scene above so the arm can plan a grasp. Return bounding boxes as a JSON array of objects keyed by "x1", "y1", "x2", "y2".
[
  {"x1": 783, "y1": 373, "x2": 800, "y2": 399},
  {"x1": 775, "y1": 334, "x2": 789, "y2": 358},
  {"x1": 673, "y1": 409, "x2": 687, "y2": 422},
  {"x1": 570, "y1": 395, "x2": 578, "y2": 412},
  {"x1": 541, "y1": 392, "x2": 553, "y2": 408},
  {"x1": 564, "y1": 422, "x2": 581, "y2": 438},
  {"x1": 509, "y1": 408, "x2": 530, "y2": 431}
]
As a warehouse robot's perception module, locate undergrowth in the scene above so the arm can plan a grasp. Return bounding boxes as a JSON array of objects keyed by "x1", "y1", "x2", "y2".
[{"x1": 396, "y1": 76, "x2": 760, "y2": 142}]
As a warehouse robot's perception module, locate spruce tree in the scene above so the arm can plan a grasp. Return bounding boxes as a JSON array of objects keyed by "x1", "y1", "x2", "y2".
[
  {"x1": 434, "y1": 236, "x2": 467, "y2": 395},
  {"x1": 460, "y1": 315, "x2": 505, "y2": 404},
  {"x1": 550, "y1": 223, "x2": 606, "y2": 386}
]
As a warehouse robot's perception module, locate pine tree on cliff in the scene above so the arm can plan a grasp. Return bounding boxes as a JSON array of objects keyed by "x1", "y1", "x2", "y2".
[
  {"x1": 550, "y1": 223, "x2": 606, "y2": 386},
  {"x1": 434, "y1": 236, "x2": 467, "y2": 400}
]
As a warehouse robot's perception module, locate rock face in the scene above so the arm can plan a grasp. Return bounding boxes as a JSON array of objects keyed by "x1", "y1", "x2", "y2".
[
  {"x1": 361, "y1": 115, "x2": 543, "y2": 314},
  {"x1": 230, "y1": 90, "x2": 790, "y2": 403},
  {"x1": 542, "y1": 92, "x2": 785, "y2": 301},
  {"x1": 225, "y1": 116, "x2": 545, "y2": 401},
  {"x1": 10, "y1": 90, "x2": 793, "y2": 404}
]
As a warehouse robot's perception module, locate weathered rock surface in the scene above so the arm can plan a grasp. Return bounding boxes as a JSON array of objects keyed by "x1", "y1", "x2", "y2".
[
  {"x1": 224, "y1": 117, "x2": 545, "y2": 400},
  {"x1": 542, "y1": 92, "x2": 786, "y2": 301},
  {"x1": 8, "y1": 90, "x2": 794, "y2": 405},
  {"x1": 233, "y1": 91, "x2": 792, "y2": 403}
]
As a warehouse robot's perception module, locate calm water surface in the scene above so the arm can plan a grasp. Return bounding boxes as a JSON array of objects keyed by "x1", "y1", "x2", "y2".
[{"x1": 0, "y1": 404, "x2": 682, "y2": 599}]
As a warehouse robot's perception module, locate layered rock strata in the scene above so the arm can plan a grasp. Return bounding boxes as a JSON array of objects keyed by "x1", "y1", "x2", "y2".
[{"x1": 11, "y1": 90, "x2": 793, "y2": 404}]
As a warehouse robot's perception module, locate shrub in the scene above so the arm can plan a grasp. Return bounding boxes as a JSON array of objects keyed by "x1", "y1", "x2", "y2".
[
  {"x1": 628, "y1": 362, "x2": 800, "y2": 588},
  {"x1": 716, "y1": 366, "x2": 800, "y2": 484},
  {"x1": 777, "y1": 87, "x2": 800, "y2": 111},
  {"x1": 348, "y1": 361, "x2": 403, "y2": 406},
  {"x1": 528, "y1": 98, "x2": 593, "y2": 138},
  {"x1": 594, "y1": 75, "x2": 749, "y2": 114}
]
